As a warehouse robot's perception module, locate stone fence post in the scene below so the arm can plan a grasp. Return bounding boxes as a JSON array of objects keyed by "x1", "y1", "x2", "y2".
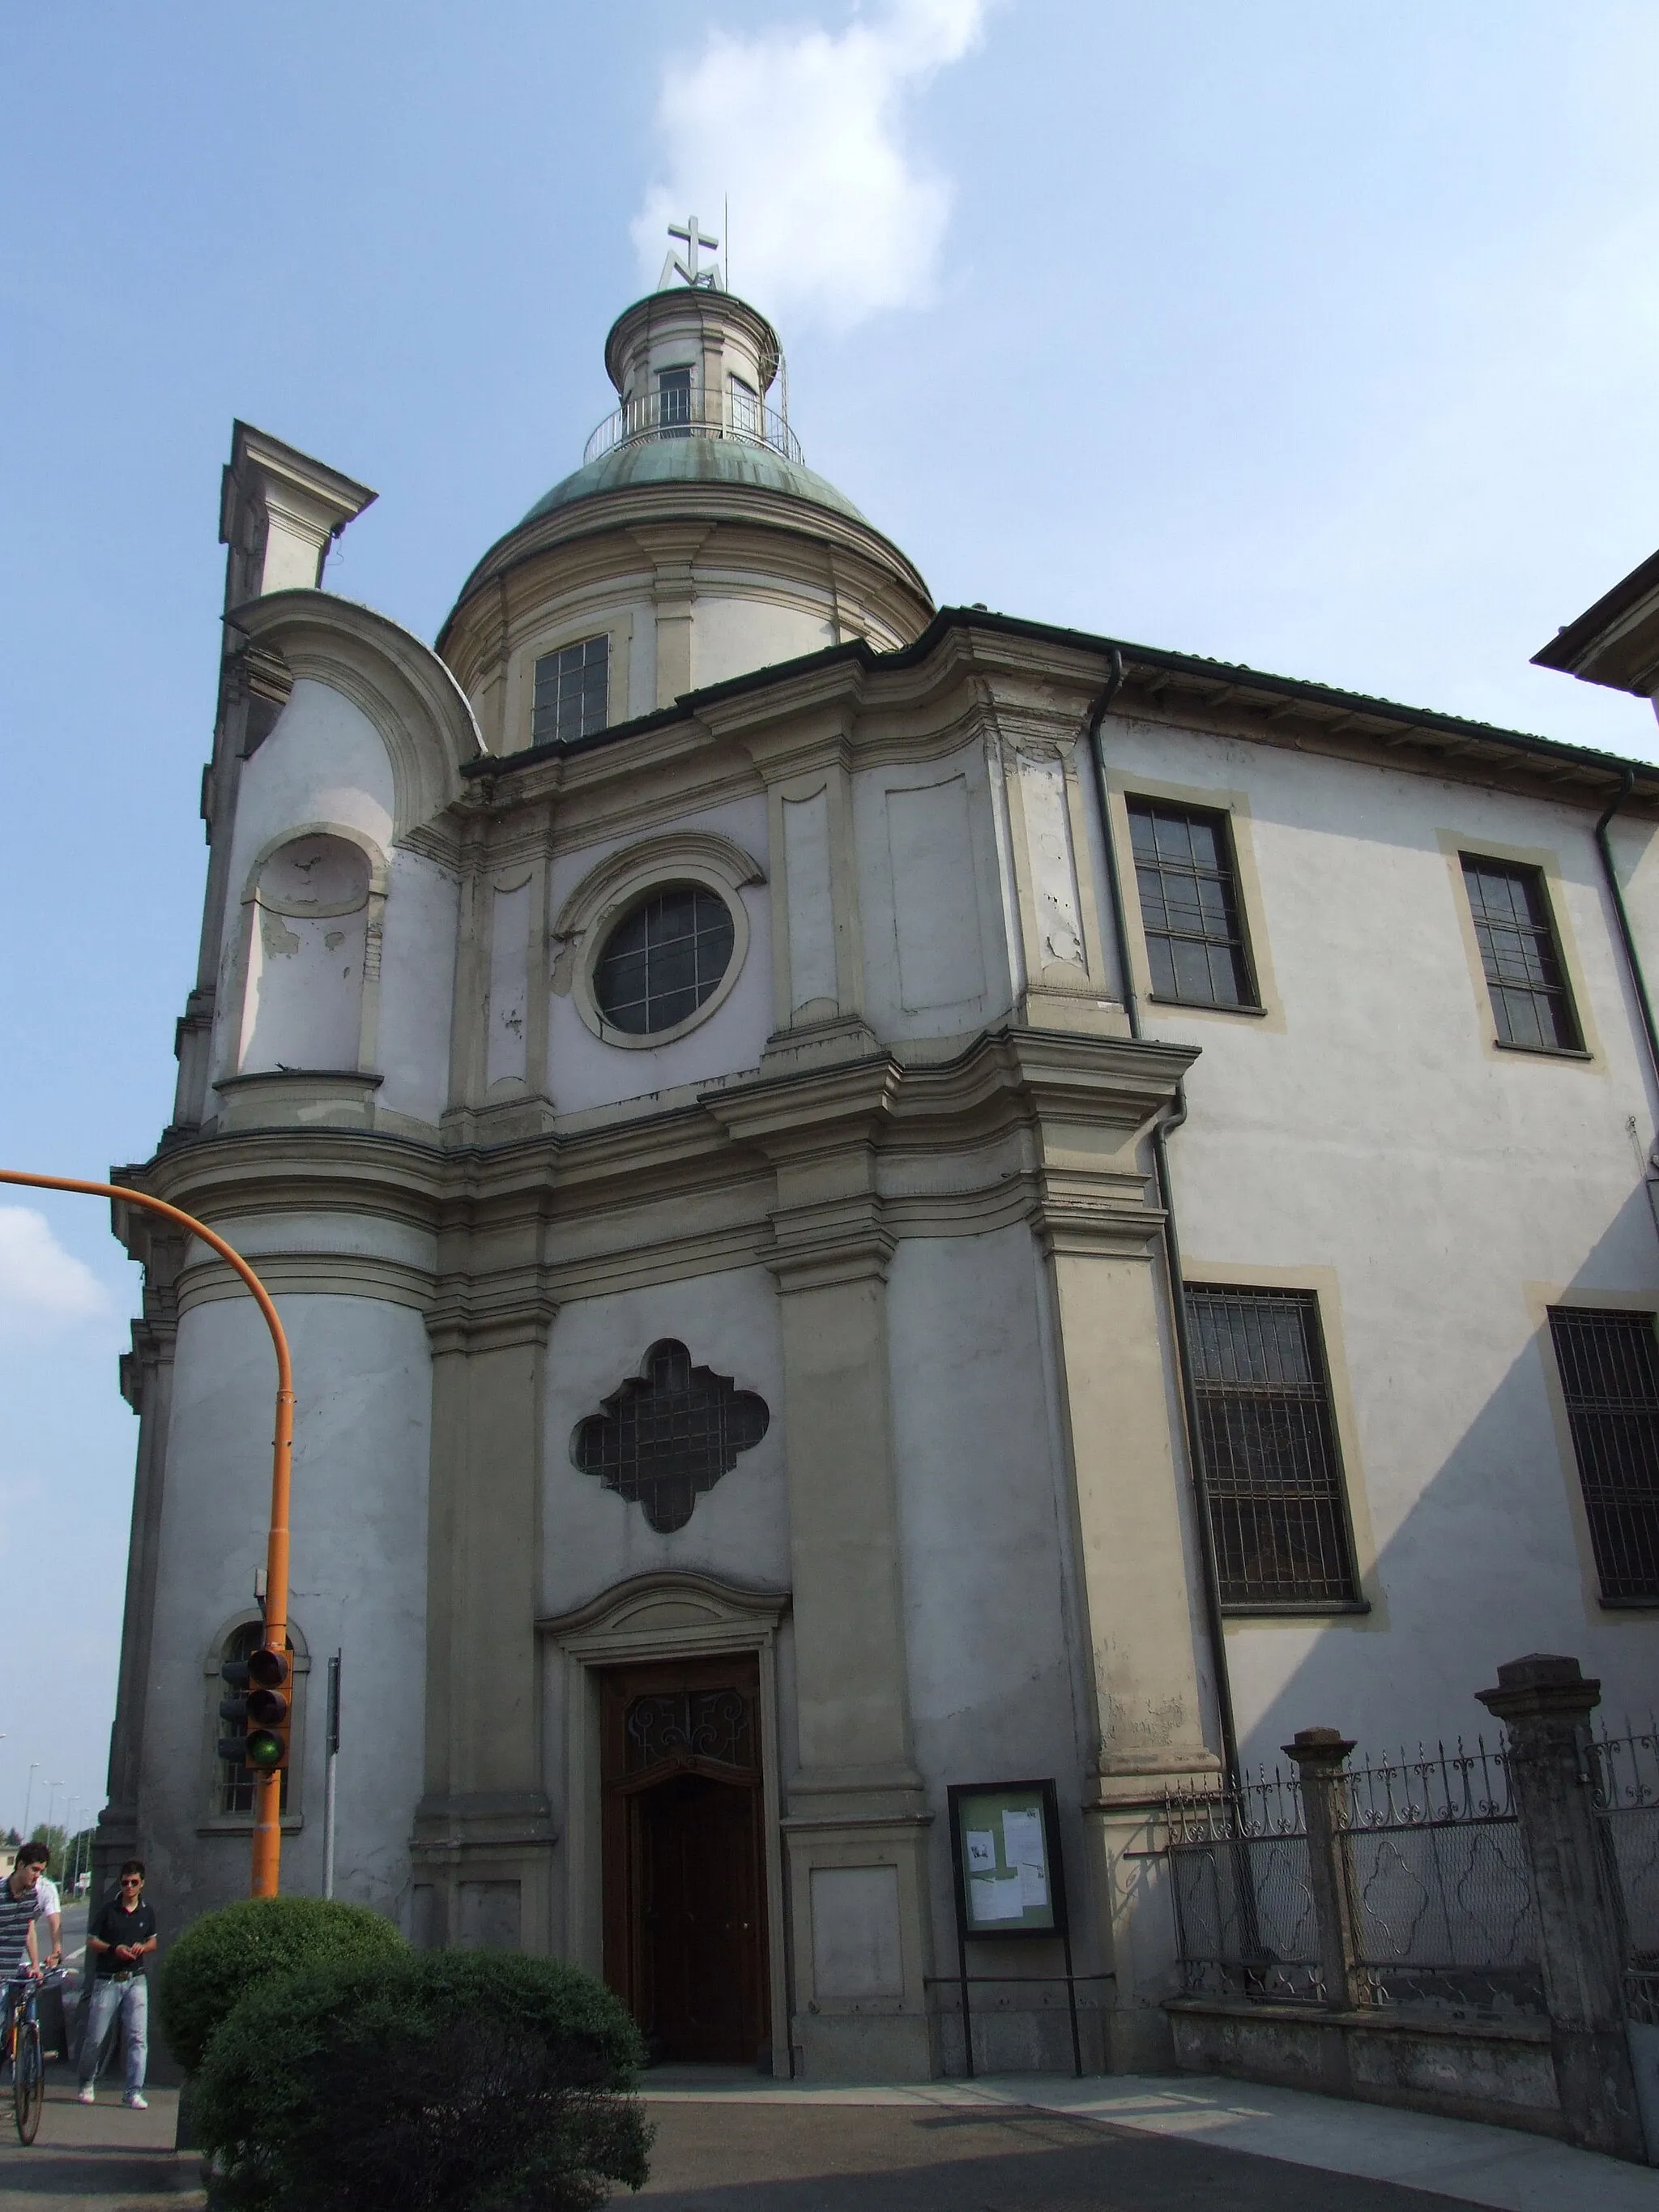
[
  {"x1": 1283, "y1": 1728, "x2": 1366, "y2": 2013},
  {"x1": 1476, "y1": 1652, "x2": 1646, "y2": 2163}
]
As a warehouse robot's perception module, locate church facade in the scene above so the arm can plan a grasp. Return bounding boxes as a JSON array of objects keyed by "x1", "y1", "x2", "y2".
[{"x1": 105, "y1": 259, "x2": 1659, "y2": 2077}]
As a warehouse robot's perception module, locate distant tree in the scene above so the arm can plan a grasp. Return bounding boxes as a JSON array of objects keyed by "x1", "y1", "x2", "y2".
[{"x1": 2, "y1": 1829, "x2": 19, "y2": 1849}]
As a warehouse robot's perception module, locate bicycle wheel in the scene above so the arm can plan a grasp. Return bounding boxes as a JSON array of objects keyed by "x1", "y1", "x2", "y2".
[{"x1": 13, "y1": 2018, "x2": 42, "y2": 2144}]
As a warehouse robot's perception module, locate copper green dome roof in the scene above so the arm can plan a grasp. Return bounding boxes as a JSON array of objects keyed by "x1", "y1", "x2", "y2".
[{"x1": 521, "y1": 433, "x2": 868, "y2": 527}]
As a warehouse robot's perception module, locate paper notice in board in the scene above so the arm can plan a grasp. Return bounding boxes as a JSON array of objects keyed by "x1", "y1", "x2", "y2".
[
  {"x1": 1002, "y1": 1807, "x2": 1045, "y2": 1871},
  {"x1": 1018, "y1": 1860, "x2": 1049, "y2": 1909},
  {"x1": 969, "y1": 1874, "x2": 1026, "y2": 1923},
  {"x1": 965, "y1": 1830, "x2": 996, "y2": 1874}
]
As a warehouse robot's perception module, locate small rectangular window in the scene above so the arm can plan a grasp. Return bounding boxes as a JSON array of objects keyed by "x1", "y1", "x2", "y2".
[
  {"x1": 1549, "y1": 1307, "x2": 1659, "y2": 1603},
  {"x1": 1185, "y1": 1286, "x2": 1360, "y2": 1608},
  {"x1": 729, "y1": 374, "x2": 759, "y2": 438},
  {"x1": 1127, "y1": 798, "x2": 1255, "y2": 1008},
  {"x1": 532, "y1": 634, "x2": 610, "y2": 747},
  {"x1": 659, "y1": 365, "x2": 693, "y2": 436},
  {"x1": 1460, "y1": 856, "x2": 1581, "y2": 1052}
]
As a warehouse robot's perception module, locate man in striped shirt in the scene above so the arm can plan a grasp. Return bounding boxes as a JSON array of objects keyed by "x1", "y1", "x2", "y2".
[{"x1": 0, "y1": 1844, "x2": 49, "y2": 1979}]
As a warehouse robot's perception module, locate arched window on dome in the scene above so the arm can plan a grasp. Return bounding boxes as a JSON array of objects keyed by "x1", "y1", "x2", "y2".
[{"x1": 237, "y1": 831, "x2": 377, "y2": 1075}]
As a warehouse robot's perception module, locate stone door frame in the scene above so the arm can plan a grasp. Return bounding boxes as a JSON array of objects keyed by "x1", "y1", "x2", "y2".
[{"x1": 539, "y1": 1571, "x2": 792, "y2": 2079}]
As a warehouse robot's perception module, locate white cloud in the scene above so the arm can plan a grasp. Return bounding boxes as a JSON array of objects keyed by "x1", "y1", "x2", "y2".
[
  {"x1": 633, "y1": 0, "x2": 987, "y2": 331},
  {"x1": 0, "y1": 1207, "x2": 112, "y2": 1334}
]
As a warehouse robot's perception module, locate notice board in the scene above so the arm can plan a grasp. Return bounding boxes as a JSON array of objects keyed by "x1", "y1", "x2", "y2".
[{"x1": 946, "y1": 1778, "x2": 1067, "y2": 1940}]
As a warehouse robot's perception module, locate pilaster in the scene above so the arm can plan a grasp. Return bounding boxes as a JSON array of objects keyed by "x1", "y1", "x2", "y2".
[
  {"x1": 707, "y1": 1058, "x2": 932, "y2": 2074},
  {"x1": 414, "y1": 1186, "x2": 559, "y2": 1954},
  {"x1": 629, "y1": 523, "x2": 713, "y2": 708}
]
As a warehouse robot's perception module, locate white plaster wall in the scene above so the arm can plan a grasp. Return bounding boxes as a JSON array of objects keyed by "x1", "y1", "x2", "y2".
[
  {"x1": 855, "y1": 740, "x2": 1015, "y2": 1044},
  {"x1": 547, "y1": 794, "x2": 774, "y2": 1114},
  {"x1": 1092, "y1": 718, "x2": 1659, "y2": 1759},
  {"x1": 211, "y1": 680, "x2": 397, "y2": 1088},
  {"x1": 886, "y1": 1229, "x2": 1094, "y2": 1958},
  {"x1": 139, "y1": 1286, "x2": 431, "y2": 1928},
  {"x1": 690, "y1": 595, "x2": 835, "y2": 692},
  {"x1": 539, "y1": 1266, "x2": 787, "y2": 1621},
  {"x1": 375, "y1": 844, "x2": 459, "y2": 1126}
]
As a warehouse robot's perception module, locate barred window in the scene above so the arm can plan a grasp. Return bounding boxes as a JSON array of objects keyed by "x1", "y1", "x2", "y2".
[
  {"x1": 1127, "y1": 799, "x2": 1255, "y2": 1009},
  {"x1": 1185, "y1": 1286, "x2": 1359, "y2": 1608},
  {"x1": 1548, "y1": 1308, "x2": 1659, "y2": 1604},
  {"x1": 574, "y1": 1339, "x2": 770, "y2": 1534},
  {"x1": 1460, "y1": 857, "x2": 1580, "y2": 1053},
  {"x1": 532, "y1": 634, "x2": 609, "y2": 746}
]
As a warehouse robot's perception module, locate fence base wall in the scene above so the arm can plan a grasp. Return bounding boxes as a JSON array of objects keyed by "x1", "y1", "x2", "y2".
[{"x1": 1165, "y1": 1997, "x2": 1565, "y2": 2140}]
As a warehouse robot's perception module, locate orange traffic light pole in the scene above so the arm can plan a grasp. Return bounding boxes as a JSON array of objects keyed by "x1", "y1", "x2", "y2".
[{"x1": 0, "y1": 1168, "x2": 292, "y2": 1898}]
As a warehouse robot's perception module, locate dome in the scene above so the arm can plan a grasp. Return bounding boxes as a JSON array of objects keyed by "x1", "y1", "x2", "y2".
[{"x1": 520, "y1": 433, "x2": 868, "y2": 528}]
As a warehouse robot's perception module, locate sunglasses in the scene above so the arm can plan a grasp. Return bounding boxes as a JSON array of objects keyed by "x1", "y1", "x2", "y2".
[{"x1": 118, "y1": 1877, "x2": 143, "y2": 1890}]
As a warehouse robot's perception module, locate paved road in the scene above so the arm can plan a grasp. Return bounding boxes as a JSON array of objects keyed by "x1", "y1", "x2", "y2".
[{"x1": 635, "y1": 2098, "x2": 1484, "y2": 2209}]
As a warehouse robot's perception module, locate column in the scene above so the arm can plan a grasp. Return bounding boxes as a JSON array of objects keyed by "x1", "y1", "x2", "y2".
[{"x1": 1476, "y1": 1653, "x2": 1646, "y2": 2162}]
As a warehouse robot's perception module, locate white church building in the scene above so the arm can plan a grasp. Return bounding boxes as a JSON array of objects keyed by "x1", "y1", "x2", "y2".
[{"x1": 104, "y1": 239, "x2": 1659, "y2": 2077}]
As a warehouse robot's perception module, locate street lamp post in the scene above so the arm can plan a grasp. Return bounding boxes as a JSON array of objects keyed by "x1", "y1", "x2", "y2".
[
  {"x1": 22, "y1": 1763, "x2": 39, "y2": 1843},
  {"x1": 0, "y1": 1169, "x2": 295, "y2": 1898}
]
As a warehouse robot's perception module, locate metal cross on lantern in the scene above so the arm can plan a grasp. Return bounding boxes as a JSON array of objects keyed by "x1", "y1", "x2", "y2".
[{"x1": 659, "y1": 213, "x2": 721, "y2": 292}]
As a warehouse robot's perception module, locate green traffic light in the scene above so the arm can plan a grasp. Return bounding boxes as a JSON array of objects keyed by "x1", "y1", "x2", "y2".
[{"x1": 245, "y1": 1730, "x2": 285, "y2": 1774}]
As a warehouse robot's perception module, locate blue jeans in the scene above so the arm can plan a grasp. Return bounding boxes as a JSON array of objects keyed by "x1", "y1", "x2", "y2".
[{"x1": 79, "y1": 1975, "x2": 147, "y2": 2096}]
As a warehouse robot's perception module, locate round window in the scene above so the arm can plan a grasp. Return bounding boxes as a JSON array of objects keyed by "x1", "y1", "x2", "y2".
[{"x1": 593, "y1": 885, "x2": 736, "y2": 1036}]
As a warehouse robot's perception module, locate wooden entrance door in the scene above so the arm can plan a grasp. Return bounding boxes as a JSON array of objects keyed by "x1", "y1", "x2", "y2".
[{"x1": 600, "y1": 1655, "x2": 769, "y2": 2065}]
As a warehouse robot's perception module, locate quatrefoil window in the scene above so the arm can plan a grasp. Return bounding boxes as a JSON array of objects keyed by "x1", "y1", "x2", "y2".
[{"x1": 572, "y1": 1339, "x2": 770, "y2": 1533}]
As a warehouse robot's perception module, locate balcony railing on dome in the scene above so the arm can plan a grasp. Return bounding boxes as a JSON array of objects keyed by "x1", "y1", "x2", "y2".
[{"x1": 582, "y1": 387, "x2": 804, "y2": 468}]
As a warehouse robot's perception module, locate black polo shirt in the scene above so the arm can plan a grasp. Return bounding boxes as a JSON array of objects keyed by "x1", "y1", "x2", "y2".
[{"x1": 88, "y1": 1897, "x2": 157, "y2": 1976}]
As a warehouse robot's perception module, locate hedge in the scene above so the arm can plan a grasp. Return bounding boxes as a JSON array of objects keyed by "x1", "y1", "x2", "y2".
[
  {"x1": 158, "y1": 1896, "x2": 406, "y2": 2074},
  {"x1": 195, "y1": 1949, "x2": 650, "y2": 2212}
]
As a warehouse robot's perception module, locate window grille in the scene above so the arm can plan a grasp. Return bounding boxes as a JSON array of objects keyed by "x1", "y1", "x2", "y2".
[
  {"x1": 531, "y1": 634, "x2": 609, "y2": 747},
  {"x1": 573, "y1": 1339, "x2": 770, "y2": 1533},
  {"x1": 625, "y1": 1689, "x2": 754, "y2": 1773},
  {"x1": 1548, "y1": 1308, "x2": 1659, "y2": 1603},
  {"x1": 658, "y1": 365, "x2": 693, "y2": 436},
  {"x1": 1127, "y1": 799, "x2": 1254, "y2": 1008},
  {"x1": 1460, "y1": 857, "x2": 1580, "y2": 1052},
  {"x1": 1185, "y1": 1287, "x2": 1360, "y2": 1608},
  {"x1": 593, "y1": 885, "x2": 734, "y2": 1035},
  {"x1": 218, "y1": 1621, "x2": 292, "y2": 1816}
]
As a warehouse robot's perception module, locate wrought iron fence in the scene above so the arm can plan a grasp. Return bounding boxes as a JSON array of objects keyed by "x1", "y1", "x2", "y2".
[
  {"x1": 1341, "y1": 1740, "x2": 1544, "y2": 2013},
  {"x1": 1589, "y1": 1715, "x2": 1659, "y2": 2027},
  {"x1": 582, "y1": 388, "x2": 804, "y2": 467},
  {"x1": 1166, "y1": 1738, "x2": 1545, "y2": 2018},
  {"x1": 1166, "y1": 1769, "x2": 1322, "y2": 2001}
]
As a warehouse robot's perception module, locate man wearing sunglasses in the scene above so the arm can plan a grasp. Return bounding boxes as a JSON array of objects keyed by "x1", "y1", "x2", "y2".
[{"x1": 76, "y1": 1861, "x2": 156, "y2": 2109}]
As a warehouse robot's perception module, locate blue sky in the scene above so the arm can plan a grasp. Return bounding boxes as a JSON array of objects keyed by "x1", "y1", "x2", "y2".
[{"x1": 2, "y1": 0, "x2": 1657, "y2": 1839}]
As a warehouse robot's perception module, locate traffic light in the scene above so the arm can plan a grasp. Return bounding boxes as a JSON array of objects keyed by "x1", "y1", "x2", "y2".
[{"x1": 217, "y1": 1643, "x2": 292, "y2": 1775}]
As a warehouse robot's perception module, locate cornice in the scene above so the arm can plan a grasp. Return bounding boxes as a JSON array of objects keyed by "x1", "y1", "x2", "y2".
[
  {"x1": 441, "y1": 480, "x2": 931, "y2": 653},
  {"x1": 115, "y1": 1028, "x2": 1194, "y2": 1304},
  {"x1": 228, "y1": 590, "x2": 486, "y2": 836}
]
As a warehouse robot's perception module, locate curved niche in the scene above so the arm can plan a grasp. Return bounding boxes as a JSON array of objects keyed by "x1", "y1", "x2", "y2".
[{"x1": 238, "y1": 831, "x2": 376, "y2": 1074}]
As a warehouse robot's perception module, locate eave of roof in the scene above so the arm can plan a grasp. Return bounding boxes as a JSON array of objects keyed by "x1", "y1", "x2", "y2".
[
  {"x1": 459, "y1": 604, "x2": 1659, "y2": 802},
  {"x1": 1532, "y1": 546, "x2": 1659, "y2": 695}
]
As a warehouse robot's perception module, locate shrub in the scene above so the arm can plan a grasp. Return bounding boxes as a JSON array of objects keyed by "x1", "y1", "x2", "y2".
[
  {"x1": 159, "y1": 1896, "x2": 406, "y2": 2074},
  {"x1": 195, "y1": 1949, "x2": 650, "y2": 2212}
]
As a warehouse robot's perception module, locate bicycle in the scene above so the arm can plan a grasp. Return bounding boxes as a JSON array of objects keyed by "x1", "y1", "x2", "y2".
[{"x1": 1, "y1": 1967, "x2": 49, "y2": 2144}]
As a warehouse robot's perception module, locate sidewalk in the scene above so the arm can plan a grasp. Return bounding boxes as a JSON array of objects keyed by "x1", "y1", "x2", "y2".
[
  {"x1": 638, "y1": 2069, "x2": 1659, "y2": 2211},
  {"x1": 0, "y1": 2077, "x2": 197, "y2": 2208},
  {"x1": 0, "y1": 2064, "x2": 1653, "y2": 2210}
]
